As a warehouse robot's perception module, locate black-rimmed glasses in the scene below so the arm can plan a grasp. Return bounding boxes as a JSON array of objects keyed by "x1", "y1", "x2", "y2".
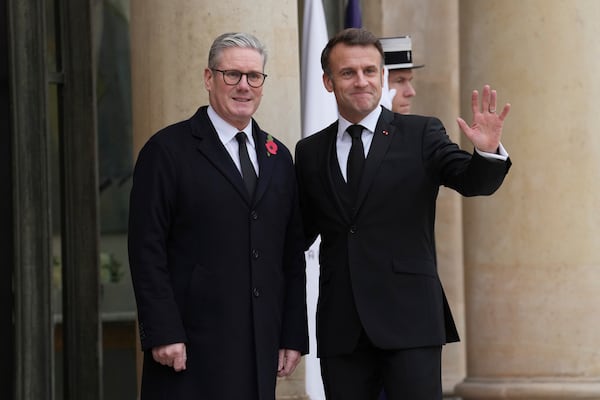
[{"x1": 211, "y1": 69, "x2": 267, "y2": 88}]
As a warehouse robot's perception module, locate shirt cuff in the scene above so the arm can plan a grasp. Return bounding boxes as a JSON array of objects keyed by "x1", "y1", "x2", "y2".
[{"x1": 476, "y1": 143, "x2": 508, "y2": 161}]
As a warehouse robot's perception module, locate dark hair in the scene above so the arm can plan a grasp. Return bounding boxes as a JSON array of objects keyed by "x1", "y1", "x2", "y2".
[{"x1": 320, "y1": 28, "x2": 384, "y2": 76}]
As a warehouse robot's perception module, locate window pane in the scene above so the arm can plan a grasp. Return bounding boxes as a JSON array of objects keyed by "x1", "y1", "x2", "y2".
[{"x1": 95, "y1": 1, "x2": 137, "y2": 398}]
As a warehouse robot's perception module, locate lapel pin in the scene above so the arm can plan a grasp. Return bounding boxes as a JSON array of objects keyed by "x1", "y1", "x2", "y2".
[{"x1": 383, "y1": 130, "x2": 389, "y2": 136}]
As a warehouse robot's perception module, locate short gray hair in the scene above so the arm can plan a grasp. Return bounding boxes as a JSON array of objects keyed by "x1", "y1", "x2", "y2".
[{"x1": 208, "y1": 32, "x2": 268, "y2": 69}]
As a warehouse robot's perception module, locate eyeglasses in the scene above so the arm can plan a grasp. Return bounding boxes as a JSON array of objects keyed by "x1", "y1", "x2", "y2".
[{"x1": 211, "y1": 69, "x2": 267, "y2": 88}]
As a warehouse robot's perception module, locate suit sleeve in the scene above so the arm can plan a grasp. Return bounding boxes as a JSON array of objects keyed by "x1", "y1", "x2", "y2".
[
  {"x1": 279, "y1": 147, "x2": 309, "y2": 354},
  {"x1": 294, "y1": 140, "x2": 320, "y2": 250},
  {"x1": 128, "y1": 138, "x2": 187, "y2": 351},
  {"x1": 421, "y1": 117, "x2": 512, "y2": 196}
]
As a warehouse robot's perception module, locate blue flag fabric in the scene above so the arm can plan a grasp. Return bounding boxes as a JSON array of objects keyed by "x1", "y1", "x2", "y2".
[{"x1": 344, "y1": 0, "x2": 362, "y2": 28}]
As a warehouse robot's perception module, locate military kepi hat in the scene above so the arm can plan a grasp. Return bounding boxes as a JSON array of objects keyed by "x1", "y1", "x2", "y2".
[{"x1": 379, "y1": 36, "x2": 424, "y2": 70}]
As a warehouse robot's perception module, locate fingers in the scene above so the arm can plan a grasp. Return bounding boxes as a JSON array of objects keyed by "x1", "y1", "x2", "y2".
[
  {"x1": 456, "y1": 117, "x2": 470, "y2": 136},
  {"x1": 482, "y1": 84, "x2": 511, "y2": 119},
  {"x1": 470, "y1": 89, "x2": 479, "y2": 115},
  {"x1": 499, "y1": 102, "x2": 511, "y2": 121},
  {"x1": 152, "y1": 343, "x2": 187, "y2": 372},
  {"x1": 473, "y1": 85, "x2": 504, "y2": 114},
  {"x1": 173, "y1": 346, "x2": 187, "y2": 371},
  {"x1": 481, "y1": 84, "x2": 492, "y2": 113},
  {"x1": 488, "y1": 88, "x2": 497, "y2": 113},
  {"x1": 277, "y1": 349, "x2": 302, "y2": 377}
]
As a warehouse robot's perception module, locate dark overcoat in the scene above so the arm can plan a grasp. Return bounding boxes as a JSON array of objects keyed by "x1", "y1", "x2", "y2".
[
  {"x1": 295, "y1": 107, "x2": 511, "y2": 358},
  {"x1": 128, "y1": 106, "x2": 308, "y2": 400}
]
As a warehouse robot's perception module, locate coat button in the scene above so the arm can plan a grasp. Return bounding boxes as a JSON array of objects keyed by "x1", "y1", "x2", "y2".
[
  {"x1": 350, "y1": 225, "x2": 357, "y2": 234},
  {"x1": 252, "y1": 287, "x2": 260, "y2": 297},
  {"x1": 251, "y1": 210, "x2": 258, "y2": 220},
  {"x1": 252, "y1": 249, "x2": 260, "y2": 259}
]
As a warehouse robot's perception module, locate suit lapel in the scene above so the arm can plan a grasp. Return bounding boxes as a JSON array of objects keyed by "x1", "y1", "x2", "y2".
[
  {"x1": 252, "y1": 121, "x2": 275, "y2": 206},
  {"x1": 191, "y1": 107, "x2": 251, "y2": 204},
  {"x1": 322, "y1": 122, "x2": 352, "y2": 224},
  {"x1": 354, "y1": 108, "x2": 396, "y2": 212}
]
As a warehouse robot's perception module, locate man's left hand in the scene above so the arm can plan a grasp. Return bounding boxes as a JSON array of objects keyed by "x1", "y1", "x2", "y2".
[{"x1": 457, "y1": 84, "x2": 511, "y2": 153}]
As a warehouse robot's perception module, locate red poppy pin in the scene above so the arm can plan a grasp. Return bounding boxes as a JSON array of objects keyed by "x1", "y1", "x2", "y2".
[{"x1": 266, "y1": 134, "x2": 278, "y2": 156}]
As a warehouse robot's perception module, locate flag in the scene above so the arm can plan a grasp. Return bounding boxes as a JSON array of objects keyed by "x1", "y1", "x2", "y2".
[
  {"x1": 344, "y1": 0, "x2": 362, "y2": 28},
  {"x1": 301, "y1": 0, "x2": 337, "y2": 138},
  {"x1": 300, "y1": 1, "x2": 337, "y2": 399}
]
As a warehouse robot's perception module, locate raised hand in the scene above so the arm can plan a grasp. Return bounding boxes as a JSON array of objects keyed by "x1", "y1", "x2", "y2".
[{"x1": 456, "y1": 84, "x2": 510, "y2": 153}]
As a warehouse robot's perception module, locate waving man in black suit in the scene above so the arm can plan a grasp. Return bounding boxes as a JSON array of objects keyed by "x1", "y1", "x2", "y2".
[
  {"x1": 295, "y1": 28, "x2": 511, "y2": 400},
  {"x1": 128, "y1": 32, "x2": 308, "y2": 400}
]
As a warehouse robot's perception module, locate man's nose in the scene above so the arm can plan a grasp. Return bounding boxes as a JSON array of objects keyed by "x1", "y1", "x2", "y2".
[
  {"x1": 355, "y1": 72, "x2": 369, "y2": 86},
  {"x1": 405, "y1": 82, "x2": 416, "y2": 97}
]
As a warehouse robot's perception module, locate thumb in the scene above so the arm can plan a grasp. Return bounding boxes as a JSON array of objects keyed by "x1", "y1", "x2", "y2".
[{"x1": 456, "y1": 117, "x2": 469, "y2": 134}]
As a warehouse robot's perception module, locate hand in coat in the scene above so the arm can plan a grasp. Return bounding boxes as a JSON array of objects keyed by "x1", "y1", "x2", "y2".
[
  {"x1": 277, "y1": 348, "x2": 301, "y2": 377},
  {"x1": 457, "y1": 84, "x2": 511, "y2": 153},
  {"x1": 152, "y1": 342, "x2": 187, "y2": 372}
]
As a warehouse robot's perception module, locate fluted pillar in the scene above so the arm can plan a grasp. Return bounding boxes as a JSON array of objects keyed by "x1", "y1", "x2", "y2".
[
  {"x1": 129, "y1": 1, "x2": 306, "y2": 399},
  {"x1": 456, "y1": 1, "x2": 600, "y2": 398}
]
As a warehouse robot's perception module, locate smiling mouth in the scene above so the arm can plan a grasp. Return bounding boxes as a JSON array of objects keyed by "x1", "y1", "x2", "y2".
[{"x1": 352, "y1": 92, "x2": 372, "y2": 98}]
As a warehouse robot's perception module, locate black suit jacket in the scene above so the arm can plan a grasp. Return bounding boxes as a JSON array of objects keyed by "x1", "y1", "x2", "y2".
[
  {"x1": 128, "y1": 106, "x2": 308, "y2": 400},
  {"x1": 295, "y1": 107, "x2": 511, "y2": 357}
]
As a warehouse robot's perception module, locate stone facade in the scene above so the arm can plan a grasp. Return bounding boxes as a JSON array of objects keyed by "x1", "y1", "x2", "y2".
[{"x1": 130, "y1": 1, "x2": 600, "y2": 398}]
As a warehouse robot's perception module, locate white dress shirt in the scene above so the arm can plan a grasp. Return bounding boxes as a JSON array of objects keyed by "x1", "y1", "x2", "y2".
[{"x1": 207, "y1": 105, "x2": 259, "y2": 176}]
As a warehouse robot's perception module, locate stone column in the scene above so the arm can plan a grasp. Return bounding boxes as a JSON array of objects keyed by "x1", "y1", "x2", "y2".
[
  {"x1": 129, "y1": 1, "x2": 306, "y2": 399},
  {"x1": 456, "y1": 1, "x2": 600, "y2": 398},
  {"x1": 130, "y1": 0, "x2": 302, "y2": 154},
  {"x1": 365, "y1": 0, "x2": 466, "y2": 394}
]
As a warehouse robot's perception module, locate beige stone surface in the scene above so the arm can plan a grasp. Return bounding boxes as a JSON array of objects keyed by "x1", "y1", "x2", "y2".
[
  {"x1": 130, "y1": 1, "x2": 600, "y2": 398},
  {"x1": 130, "y1": 0, "x2": 301, "y2": 157},
  {"x1": 130, "y1": 1, "x2": 305, "y2": 398},
  {"x1": 276, "y1": 359, "x2": 309, "y2": 400},
  {"x1": 458, "y1": 0, "x2": 600, "y2": 397}
]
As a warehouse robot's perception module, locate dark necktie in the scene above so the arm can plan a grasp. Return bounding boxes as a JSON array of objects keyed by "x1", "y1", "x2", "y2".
[
  {"x1": 235, "y1": 132, "x2": 257, "y2": 196},
  {"x1": 346, "y1": 124, "x2": 365, "y2": 195}
]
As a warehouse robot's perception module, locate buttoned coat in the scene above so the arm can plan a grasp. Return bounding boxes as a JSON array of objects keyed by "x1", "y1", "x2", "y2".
[
  {"x1": 295, "y1": 107, "x2": 511, "y2": 358},
  {"x1": 128, "y1": 106, "x2": 308, "y2": 400}
]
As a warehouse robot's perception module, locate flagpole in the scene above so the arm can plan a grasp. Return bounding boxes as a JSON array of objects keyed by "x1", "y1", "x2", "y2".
[{"x1": 300, "y1": 1, "x2": 337, "y2": 399}]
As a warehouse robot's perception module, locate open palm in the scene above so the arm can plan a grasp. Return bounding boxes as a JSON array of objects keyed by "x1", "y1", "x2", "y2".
[{"x1": 457, "y1": 84, "x2": 511, "y2": 153}]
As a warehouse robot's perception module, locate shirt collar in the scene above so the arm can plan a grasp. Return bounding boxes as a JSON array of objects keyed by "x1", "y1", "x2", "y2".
[
  {"x1": 337, "y1": 106, "x2": 383, "y2": 139},
  {"x1": 207, "y1": 105, "x2": 255, "y2": 149}
]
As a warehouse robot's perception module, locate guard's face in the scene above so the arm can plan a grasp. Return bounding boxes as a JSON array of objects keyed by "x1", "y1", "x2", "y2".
[
  {"x1": 388, "y1": 68, "x2": 416, "y2": 114},
  {"x1": 205, "y1": 47, "x2": 264, "y2": 130},
  {"x1": 323, "y1": 43, "x2": 383, "y2": 123}
]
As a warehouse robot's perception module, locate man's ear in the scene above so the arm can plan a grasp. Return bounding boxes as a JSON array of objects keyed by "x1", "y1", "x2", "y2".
[
  {"x1": 322, "y1": 73, "x2": 334, "y2": 93},
  {"x1": 204, "y1": 68, "x2": 213, "y2": 91}
]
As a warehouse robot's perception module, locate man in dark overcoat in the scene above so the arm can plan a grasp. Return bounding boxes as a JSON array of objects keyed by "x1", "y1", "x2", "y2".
[{"x1": 128, "y1": 32, "x2": 308, "y2": 400}]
